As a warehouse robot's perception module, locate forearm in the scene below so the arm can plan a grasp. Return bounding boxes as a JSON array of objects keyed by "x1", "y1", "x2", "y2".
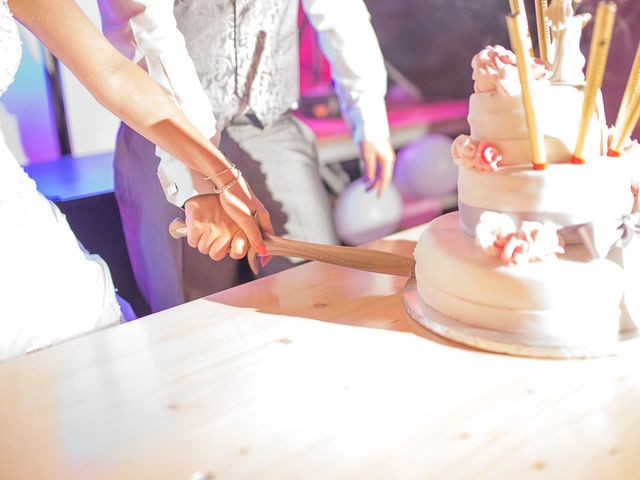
[
  {"x1": 10, "y1": 0, "x2": 232, "y2": 184},
  {"x1": 101, "y1": 57, "x2": 231, "y2": 181}
]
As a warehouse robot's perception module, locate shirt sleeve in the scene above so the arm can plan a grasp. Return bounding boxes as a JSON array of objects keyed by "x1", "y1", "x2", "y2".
[
  {"x1": 301, "y1": 0, "x2": 390, "y2": 143},
  {"x1": 100, "y1": 0, "x2": 217, "y2": 206}
]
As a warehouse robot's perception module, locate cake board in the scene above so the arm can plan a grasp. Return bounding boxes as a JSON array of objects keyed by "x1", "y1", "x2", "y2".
[{"x1": 403, "y1": 278, "x2": 640, "y2": 359}]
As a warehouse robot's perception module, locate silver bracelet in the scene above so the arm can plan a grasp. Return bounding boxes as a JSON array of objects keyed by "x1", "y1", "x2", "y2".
[
  {"x1": 203, "y1": 163, "x2": 237, "y2": 181},
  {"x1": 212, "y1": 170, "x2": 243, "y2": 194}
]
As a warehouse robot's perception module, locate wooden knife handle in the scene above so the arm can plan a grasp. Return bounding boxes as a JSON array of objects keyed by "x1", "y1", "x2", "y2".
[
  {"x1": 169, "y1": 219, "x2": 415, "y2": 277},
  {"x1": 168, "y1": 219, "x2": 188, "y2": 239}
]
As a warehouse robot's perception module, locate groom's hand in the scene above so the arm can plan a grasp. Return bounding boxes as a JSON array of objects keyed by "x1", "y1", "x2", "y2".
[
  {"x1": 358, "y1": 139, "x2": 396, "y2": 197},
  {"x1": 184, "y1": 194, "x2": 249, "y2": 261}
]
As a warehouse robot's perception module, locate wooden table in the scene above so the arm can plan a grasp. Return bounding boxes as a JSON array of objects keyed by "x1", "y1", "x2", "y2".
[{"x1": 2, "y1": 225, "x2": 640, "y2": 479}]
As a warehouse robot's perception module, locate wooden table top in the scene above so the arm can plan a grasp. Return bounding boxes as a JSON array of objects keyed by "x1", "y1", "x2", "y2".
[{"x1": 2, "y1": 225, "x2": 640, "y2": 480}]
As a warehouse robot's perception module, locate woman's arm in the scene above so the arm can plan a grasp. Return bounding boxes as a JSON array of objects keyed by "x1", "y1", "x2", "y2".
[
  {"x1": 98, "y1": 0, "x2": 220, "y2": 210},
  {"x1": 9, "y1": 0, "x2": 271, "y2": 253}
]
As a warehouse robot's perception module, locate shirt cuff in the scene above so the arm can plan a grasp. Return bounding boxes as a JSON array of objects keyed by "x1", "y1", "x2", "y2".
[
  {"x1": 344, "y1": 95, "x2": 390, "y2": 143},
  {"x1": 156, "y1": 148, "x2": 216, "y2": 208}
]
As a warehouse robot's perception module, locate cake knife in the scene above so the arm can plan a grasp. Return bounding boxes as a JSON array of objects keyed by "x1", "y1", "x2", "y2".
[{"x1": 169, "y1": 219, "x2": 415, "y2": 277}]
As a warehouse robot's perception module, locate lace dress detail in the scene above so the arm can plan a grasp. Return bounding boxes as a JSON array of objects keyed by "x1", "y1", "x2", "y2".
[{"x1": 0, "y1": 0, "x2": 21, "y2": 97}]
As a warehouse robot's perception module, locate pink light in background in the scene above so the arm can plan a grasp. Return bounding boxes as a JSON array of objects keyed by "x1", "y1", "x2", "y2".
[{"x1": 298, "y1": 11, "x2": 332, "y2": 94}]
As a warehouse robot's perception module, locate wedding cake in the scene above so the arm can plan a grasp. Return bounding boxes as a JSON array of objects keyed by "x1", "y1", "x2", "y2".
[{"x1": 413, "y1": 1, "x2": 640, "y2": 344}]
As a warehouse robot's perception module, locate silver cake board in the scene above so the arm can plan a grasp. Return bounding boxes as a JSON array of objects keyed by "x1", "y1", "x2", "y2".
[{"x1": 403, "y1": 278, "x2": 640, "y2": 359}]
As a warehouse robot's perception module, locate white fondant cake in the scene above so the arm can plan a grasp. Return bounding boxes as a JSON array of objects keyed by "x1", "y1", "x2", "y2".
[
  {"x1": 468, "y1": 85, "x2": 605, "y2": 167},
  {"x1": 415, "y1": 213, "x2": 624, "y2": 342},
  {"x1": 457, "y1": 159, "x2": 637, "y2": 237},
  {"x1": 413, "y1": 11, "x2": 640, "y2": 344}
]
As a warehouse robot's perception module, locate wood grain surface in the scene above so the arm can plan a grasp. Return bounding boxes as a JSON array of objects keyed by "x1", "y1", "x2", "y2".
[{"x1": 2, "y1": 225, "x2": 640, "y2": 479}]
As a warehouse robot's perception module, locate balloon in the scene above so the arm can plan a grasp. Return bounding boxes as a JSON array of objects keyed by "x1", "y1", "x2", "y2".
[
  {"x1": 334, "y1": 179, "x2": 403, "y2": 246},
  {"x1": 399, "y1": 196, "x2": 444, "y2": 229},
  {"x1": 393, "y1": 133, "x2": 458, "y2": 199}
]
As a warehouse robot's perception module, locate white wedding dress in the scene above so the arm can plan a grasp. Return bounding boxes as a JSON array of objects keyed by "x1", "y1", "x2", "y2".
[{"x1": 0, "y1": 0, "x2": 121, "y2": 361}]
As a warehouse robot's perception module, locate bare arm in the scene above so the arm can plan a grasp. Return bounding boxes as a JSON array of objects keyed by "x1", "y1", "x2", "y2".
[{"x1": 9, "y1": 0, "x2": 272, "y2": 252}]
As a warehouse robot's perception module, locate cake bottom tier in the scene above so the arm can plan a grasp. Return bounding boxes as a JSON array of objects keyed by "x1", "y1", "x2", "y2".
[{"x1": 414, "y1": 213, "x2": 630, "y2": 343}]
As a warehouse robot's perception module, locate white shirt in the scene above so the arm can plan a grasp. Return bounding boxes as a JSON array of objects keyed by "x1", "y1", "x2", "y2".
[{"x1": 98, "y1": 0, "x2": 390, "y2": 207}]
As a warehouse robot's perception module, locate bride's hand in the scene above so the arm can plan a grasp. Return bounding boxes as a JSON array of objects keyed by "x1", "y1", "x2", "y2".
[{"x1": 218, "y1": 174, "x2": 274, "y2": 256}]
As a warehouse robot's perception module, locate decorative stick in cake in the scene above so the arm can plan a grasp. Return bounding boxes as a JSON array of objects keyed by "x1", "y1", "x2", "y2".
[
  {"x1": 608, "y1": 85, "x2": 640, "y2": 157},
  {"x1": 506, "y1": 13, "x2": 548, "y2": 170},
  {"x1": 534, "y1": 0, "x2": 551, "y2": 63},
  {"x1": 508, "y1": 0, "x2": 523, "y2": 14},
  {"x1": 609, "y1": 41, "x2": 640, "y2": 156},
  {"x1": 571, "y1": 0, "x2": 617, "y2": 164},
  {"x1": 508, "y1": 0, "x2": 535, "y2": 57}
]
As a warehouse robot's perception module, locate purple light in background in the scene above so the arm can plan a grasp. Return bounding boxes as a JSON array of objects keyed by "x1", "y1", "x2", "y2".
[{"x1": 1, "y1": 33, "x2": 59, "y2": 164}]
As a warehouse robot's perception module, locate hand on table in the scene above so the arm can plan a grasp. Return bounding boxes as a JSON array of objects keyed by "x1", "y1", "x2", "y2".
[
  {"x1": 184, "y1": 194, "x2": 250, "y2": 261},
  {"x1": 358, "y1": 139, "x2": 396, "y2": 197}
]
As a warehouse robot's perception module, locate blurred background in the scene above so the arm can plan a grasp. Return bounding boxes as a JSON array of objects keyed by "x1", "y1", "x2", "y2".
[
  {"x1": 2, "y1": 0, "x2": 639, "y2": 315},
  {"x1": 5, "y1": 0, "x2": 639, "y2": 164}
]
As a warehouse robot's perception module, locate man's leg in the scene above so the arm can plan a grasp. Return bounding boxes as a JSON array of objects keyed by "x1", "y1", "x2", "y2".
[
  {"x1": 114, "y1": 123, "x2": 186, "y2": 311},
  {"x1": 114, "y1": 123, "x2": 242, "y2": 309},
  {"x1": 223, "y1": 113, "x2": 339, "y2": 275}
]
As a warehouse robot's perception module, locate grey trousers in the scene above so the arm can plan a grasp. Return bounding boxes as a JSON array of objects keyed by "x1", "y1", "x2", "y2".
[{"x1": 114, "y1": 113, "x2": 339, "y2": 312}]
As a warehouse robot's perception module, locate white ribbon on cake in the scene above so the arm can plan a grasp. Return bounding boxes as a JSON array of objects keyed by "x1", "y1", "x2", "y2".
[
  {"x1": 559, "y1": 213, "x2": 640, "y2": 258},
  {"x1": 559, "y1": 213, "x2": 640, "y2": 331}
]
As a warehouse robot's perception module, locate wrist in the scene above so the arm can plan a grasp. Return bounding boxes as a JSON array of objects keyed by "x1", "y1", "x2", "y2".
[
  {"x1": 212, "y1": 169, "x2": 238, "y2": 189},
  {"x1": 205, "y1": 167, "x2": 244, "y2": 194},
  {"x1": 204, "y1": 159, "x2": 240, "y2": 190}
]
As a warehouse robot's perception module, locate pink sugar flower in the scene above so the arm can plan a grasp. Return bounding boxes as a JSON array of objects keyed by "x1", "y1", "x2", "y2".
[
  {"x1": 472, "y1": 45, "x2": 550, "y2": 96},
  {"x1": 473, "y1": 143, "x2": 503, "y2": 172},
  {"x1": 475, "y1": 213, "x2": 564, "y2": 266},
  {"x1": 451, "y1": 135, "x2": 478, "y2": 170},
  {"x1": 530, "y1": 57, "x2": 551, "y2": 81},
  {"x1": 500, "y1": 234, "x2": 531, "y2": 266},
  {"x1": 475, "y1": 212, "x2": 517, "y2": 256},
  {"x1": 452, "y1": 135, "x2": 503, "y2": 172},
  {"x1": 520, "y1": 221, "x2": 565, "y2": 259}
]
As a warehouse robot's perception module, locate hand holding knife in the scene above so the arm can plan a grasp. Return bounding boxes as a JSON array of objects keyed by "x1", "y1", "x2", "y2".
[{"x1": 169, "y1": 218, "x2": 415, "y2": 277}]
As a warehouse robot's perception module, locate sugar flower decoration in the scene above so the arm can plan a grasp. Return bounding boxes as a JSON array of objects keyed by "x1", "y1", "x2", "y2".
[
  {"x1": 472, "y1": 45, "x2": 550, "y2": 96},
  {"x1": 607, "y1": 126, "x2": 640, "y2": 158},
  {"x1": 475, "y1": 212, "x2": 564, "y2": 266},
  {"x1": 451, "y1": 135, "x2": 503, "y2": 172},
  {"x1": 475, "y1": 212, "x2": 517, "y2": 257},
  {"x1": 475, "y1": 142, "x2": 503, "y2": 172}
]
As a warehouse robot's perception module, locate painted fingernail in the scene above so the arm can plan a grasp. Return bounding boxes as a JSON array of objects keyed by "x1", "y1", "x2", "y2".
[
  {"x1": 258, "y1": 244, "x2": 268, "y2": 256},
  {"x1": 260, "y1": 255, "x2": 272, "y2": 268}
]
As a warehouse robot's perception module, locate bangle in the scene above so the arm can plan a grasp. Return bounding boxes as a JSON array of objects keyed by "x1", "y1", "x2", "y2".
[
  {"x1": 212, "y1": 170, "x2": 243, "y2": 194},
  {"x1": 203, "y1": 163, "x2": 237, "y2": 181}
]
